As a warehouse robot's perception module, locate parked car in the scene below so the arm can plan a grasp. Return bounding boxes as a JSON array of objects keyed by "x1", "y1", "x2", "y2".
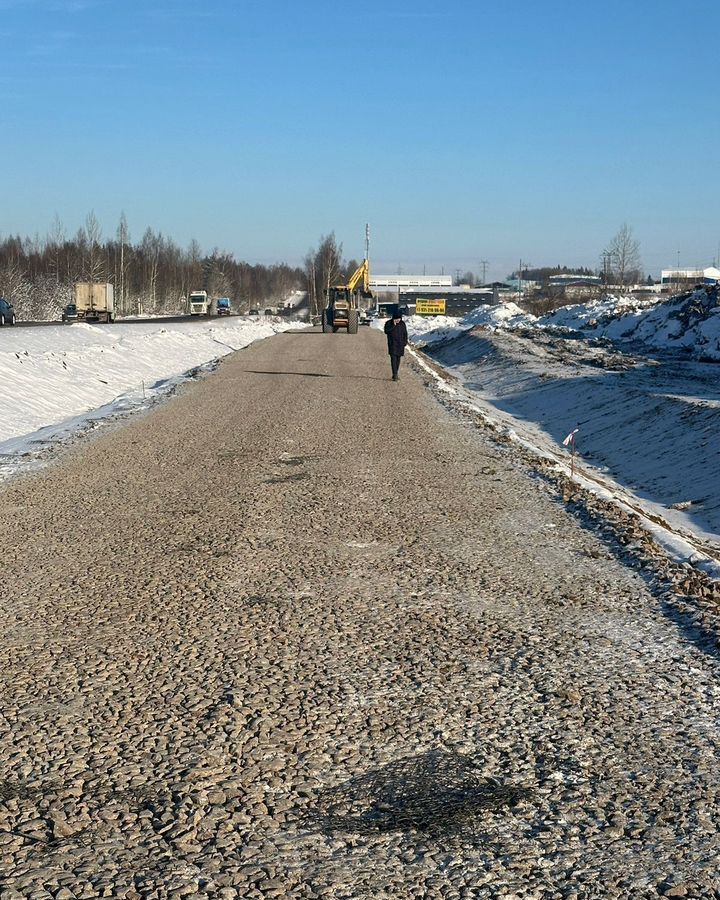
[{"x1": 0, "y1": 297, "x2": 16, "y2": 326}]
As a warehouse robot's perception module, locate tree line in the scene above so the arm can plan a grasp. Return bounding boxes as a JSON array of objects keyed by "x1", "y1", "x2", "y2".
[{"x1": 0, "y1": 212, "x2": 305, "y2": 321}]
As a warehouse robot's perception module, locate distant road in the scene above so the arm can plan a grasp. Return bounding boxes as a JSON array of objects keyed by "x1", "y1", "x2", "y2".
[
  {"x1": 14, "y1": 314, "x2": 213, "y2": 328},
  {"x1": 11, "y1": 314, "x2": 296, "y2": 329}
]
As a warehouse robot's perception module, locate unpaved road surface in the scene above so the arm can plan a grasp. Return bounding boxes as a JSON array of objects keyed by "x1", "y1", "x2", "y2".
[{"x1": 1, "y1": 328, "x2": 720, "y2": 899}]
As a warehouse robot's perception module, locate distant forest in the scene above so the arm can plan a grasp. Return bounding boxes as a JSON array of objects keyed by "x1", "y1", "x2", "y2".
[{"x1": 0, "y1": 213, "x2": 305, "y2": 321}]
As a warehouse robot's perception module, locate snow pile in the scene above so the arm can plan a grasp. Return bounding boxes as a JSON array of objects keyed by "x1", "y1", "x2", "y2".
[
  {"x1": 539, "y1": 295, "x2": 661, "y2": 331},
  {"x1": 538, "y1": 289, "x2": 720, "y2": 360},
  {"x1": 402, "y1": 315, "x2": 466, "y2": 345},
  {"x1": 0, "y1": 317, "x2": 302, "y2": 464},
  {"x1": 372, "y1": 302, "x2": 533, "y2": 347},
  {"x1": 463, "y1": 301, "x2": 532, "y2": 329},
  {"x1": 394, "y1": 289, "x2": 720, "y2": 361}
]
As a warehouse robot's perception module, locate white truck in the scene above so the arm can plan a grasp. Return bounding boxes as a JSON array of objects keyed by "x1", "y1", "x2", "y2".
[
  {"x1": 65, "y1": 282, "x2": 116, "y2": 323},
  {"x1": 188, "y1": 290, "x2": 210, "y2": 315}
]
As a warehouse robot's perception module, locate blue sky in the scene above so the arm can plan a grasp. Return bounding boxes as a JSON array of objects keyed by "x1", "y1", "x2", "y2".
[{"x1": 1, "y1": 0, "x2": 719, "y2": 280}]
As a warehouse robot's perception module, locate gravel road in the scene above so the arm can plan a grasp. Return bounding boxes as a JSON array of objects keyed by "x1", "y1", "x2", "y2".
[{"x1": 1, "y1": 327, "x2": 720, "y2": 899}]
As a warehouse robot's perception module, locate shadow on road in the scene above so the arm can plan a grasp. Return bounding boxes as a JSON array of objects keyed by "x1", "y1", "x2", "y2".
[
  {"x1": 300, "y1": 750, "x2": 532, "y2": 839},
  {"x1": 240, "y1": 370, "x2": 331, "y2": 378},
  {"x1": 240, "y1": 369, "x2": 391, "y2": 381}
]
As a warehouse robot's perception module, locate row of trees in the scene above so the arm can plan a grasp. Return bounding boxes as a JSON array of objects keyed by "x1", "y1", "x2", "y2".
[
  {"x1": 0, "y1": 216, "x2": 645, "y2": 321},
  {"x1": 0, "y1": 212, "x2": 305, "y2": 321}
]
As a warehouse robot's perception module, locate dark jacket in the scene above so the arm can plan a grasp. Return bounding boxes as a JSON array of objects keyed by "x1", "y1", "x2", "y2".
[{"x1": 384, "y1": 318, "x2": 408, "y2": 356}]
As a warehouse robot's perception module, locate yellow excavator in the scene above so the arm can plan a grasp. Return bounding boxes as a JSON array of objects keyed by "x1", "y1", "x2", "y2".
[{"x1": 322, "y1": 225, "x2": 373, "y2": 334}]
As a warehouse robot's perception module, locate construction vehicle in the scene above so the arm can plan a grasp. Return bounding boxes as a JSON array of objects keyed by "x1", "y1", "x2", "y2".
[
  {"x1": 67, "y1": 283, "x2": 115, "y2": 323},
  {"x1": 322, "y1": 225, "x2": 373, "y2": 334}
]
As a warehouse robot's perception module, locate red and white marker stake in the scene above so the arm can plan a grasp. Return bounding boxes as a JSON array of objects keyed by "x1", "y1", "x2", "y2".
[{"x1": 562, "y1": 427, "x2": 579, "y2": 476}]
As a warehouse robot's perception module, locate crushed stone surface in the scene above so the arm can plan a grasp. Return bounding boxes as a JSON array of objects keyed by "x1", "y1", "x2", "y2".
[{"x1": 1, "y1": 327, "x2": 720, "y2": 899}]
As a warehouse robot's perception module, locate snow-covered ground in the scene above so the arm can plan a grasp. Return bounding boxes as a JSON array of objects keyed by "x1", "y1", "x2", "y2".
[
  {"x1": 0, "y1": 317, "x2": 302, "y2": 479},
  {"x1": 394, "y1": 290, "x2": 720, "y2": 570}
]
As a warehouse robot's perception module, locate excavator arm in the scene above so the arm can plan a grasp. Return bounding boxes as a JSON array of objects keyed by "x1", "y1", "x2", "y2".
[{"x1": 345, "y1": 258, "x2": 370, "y2": 295}]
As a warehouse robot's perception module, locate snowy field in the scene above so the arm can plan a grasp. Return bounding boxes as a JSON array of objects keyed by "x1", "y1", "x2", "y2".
[
  {"x1": 0, "y1": 316, "x2": 303, "y2": 478},
  {"x1": 387, "y1": 290, "x2": 720, "y2": 571}
]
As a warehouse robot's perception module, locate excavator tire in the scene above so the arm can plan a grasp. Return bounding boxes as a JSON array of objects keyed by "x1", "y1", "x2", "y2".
[
  {"x1": 347, "y1": 310, "x2": 359, "y2": 334},
  {"x1": 322, "y1": 310, "x2": 331, "y2": 333}
]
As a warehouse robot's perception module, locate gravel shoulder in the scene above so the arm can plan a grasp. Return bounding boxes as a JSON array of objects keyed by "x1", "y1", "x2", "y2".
[{"x1": 1, "y1": 327, "x2": 720, "y2": 898}]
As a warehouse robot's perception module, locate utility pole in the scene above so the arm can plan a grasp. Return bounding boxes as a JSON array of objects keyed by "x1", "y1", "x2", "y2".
[
  {"x1": 602, "y1": 252, "x2": 611, "y2": 296},
  {"x1": 455, "y1": 268, "x2": 461, "y2": 286},
  {"x1": 518, "y1": 259, "x2": 523, "y2": 299},
  {"x1": 480, "y1": 259, "x2": 489, "y2": 285}
]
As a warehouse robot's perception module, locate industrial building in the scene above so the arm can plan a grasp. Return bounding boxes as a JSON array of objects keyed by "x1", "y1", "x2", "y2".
[
  {"x1": 660, "y1": 266, "x2": 720, "y2": 288},
  {"x1": 370, "y1": 274, "x2": 453, "y2": 291}
]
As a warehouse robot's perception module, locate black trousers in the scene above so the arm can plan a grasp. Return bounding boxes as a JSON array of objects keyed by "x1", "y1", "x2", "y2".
[{"x1": 390, "y1": 354, "x2": 402, "y2": 377}]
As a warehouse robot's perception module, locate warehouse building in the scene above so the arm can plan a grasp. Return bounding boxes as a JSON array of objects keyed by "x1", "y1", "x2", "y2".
[{"x1": 660, "y1": 266, "x2": 720, "y2": 288}]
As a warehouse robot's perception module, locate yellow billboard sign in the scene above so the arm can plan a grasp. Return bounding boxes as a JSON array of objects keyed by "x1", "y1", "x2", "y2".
[{"x1": 415, "y1": 299, "x2": 446, "y2": 315}]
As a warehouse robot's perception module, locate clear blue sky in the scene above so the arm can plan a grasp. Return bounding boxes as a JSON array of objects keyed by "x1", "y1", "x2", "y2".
[{"x1": 1, "y1": 0, "x2": 719, "y2": 280}]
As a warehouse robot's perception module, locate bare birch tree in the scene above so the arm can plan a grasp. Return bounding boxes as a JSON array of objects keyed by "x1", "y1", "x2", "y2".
[
  {"x1": 84, "y1": 210, "x2": 105, "y2": 282},
  {"x1": 604, "y1": 224, "x2": 642, "y2": 292},
  {"x1": 117, "y1": 212, "x2": 129, "y2": 314},
  {"x1": 314, "y1": 232, "x2": 342, "y2": 313},
  {"x1": 48, "y1": 214, "x2": 66, "y2": 284}
]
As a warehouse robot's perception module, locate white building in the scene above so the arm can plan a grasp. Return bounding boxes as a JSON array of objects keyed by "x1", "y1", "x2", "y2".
[
  {"x1": 660, "y1": 266, "x2": 720, "y2": 287},
  {"x1": 370, "y1": 274, "x2": 453, "y2": 291}
]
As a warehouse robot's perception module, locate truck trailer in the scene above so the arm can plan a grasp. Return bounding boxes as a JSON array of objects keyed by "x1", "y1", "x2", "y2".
[{"x1": 65, "y1": 283, "x2": 116, "y2": 323}]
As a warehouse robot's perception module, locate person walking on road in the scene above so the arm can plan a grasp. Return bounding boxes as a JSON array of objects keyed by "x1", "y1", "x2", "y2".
[{"x1": 384, "y1": 308, "x2": 408, "y2": 381}]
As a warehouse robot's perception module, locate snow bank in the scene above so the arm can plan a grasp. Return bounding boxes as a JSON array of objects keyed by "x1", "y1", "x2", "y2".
[
  {"x1": 0, "y1": 317, "x2": 302, "y2": 467},
  {"x1": 541, "y1": 289, "x2": 720, "y2": 360},
  {"x1": 405, "y1": 290, "x2": 720, "y2": 361},
  {"x1": 372, "y1": 302, "x2": 533, "y2": 347},
  {"x1": 424, "y1": 318, "x2": 720, "y2": 559}
]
